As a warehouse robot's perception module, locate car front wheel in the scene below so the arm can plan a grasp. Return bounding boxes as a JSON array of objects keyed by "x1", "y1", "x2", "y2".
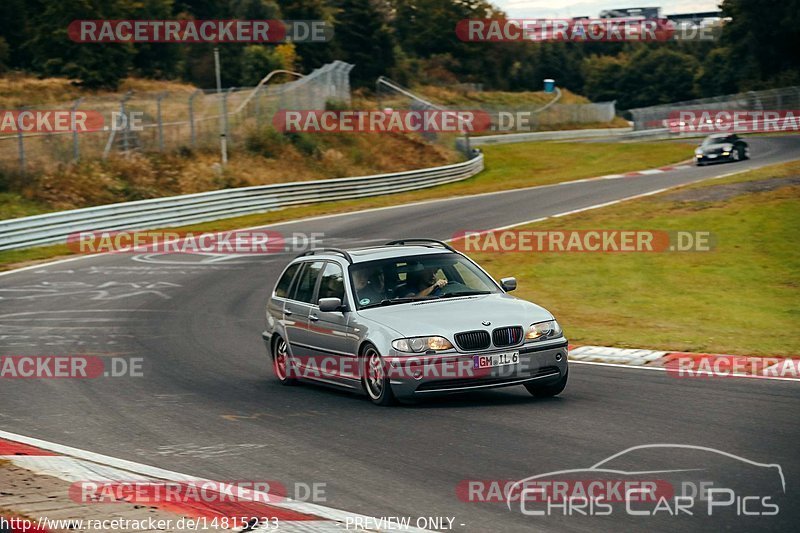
[
  {"x1": 362, "y1": 345, "x2": 397, "y2": 406},
  {"x1": 525, "y1": 370, "x2": 568, "y2": 398}
]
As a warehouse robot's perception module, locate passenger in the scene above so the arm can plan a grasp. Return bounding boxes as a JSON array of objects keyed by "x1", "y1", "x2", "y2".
[
  {"x1": 405, "y1": 267, "x2": 447, "y2": 297},
  {"x1": 353, "y1": 268, "x2": 386, "y2": 305}
]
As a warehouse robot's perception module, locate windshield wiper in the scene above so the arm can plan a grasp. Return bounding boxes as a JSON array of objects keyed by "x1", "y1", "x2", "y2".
[{"x1": 439, "y1": 290, "x2": 492, "y2": 298}]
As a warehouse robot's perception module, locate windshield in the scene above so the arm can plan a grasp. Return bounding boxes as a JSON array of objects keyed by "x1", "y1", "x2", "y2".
[
  {"x1": 350, "y1": 253, "x2": 501, "y2": 309},
  {"x1": 702, "y1": 134, "x2": 728, "y2": 146}
]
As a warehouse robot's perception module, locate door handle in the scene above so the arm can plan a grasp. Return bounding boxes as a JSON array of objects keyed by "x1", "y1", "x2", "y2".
[
  {"x1": 284, "y1": 309, "x2": 293, "y2": 316},
  {"x1": 309, "y1": 314, "x2": 319, "y2": 321}
]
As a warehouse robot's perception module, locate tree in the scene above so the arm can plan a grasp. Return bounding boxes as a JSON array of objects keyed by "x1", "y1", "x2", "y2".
[
  {"x1": 278, "y1": 0, "x2": 338, "y2": 70},
  {"x1": 26, "y1": 0, "x2": 135, "y2": 88},
  {"x1": 333, "y1": 0, "x2": 395, "y2": 87}
]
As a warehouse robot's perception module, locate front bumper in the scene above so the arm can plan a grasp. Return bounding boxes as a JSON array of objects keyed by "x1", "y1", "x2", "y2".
[
  {"x1": 385, "y1": 340, "x2": 568, "y2": 398},
  {"x1": 696, "y1": 152, "x2": 733, "y2": 164}
]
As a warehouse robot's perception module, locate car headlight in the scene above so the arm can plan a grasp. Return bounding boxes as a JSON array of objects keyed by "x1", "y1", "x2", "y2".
[
  {"x1": 694, "y1": 148, "x2": 703, "y2": 155},
  {"x1": 392, "y1": 336, "x2": 454, "y2": 353},
  {"x1": 722, "y1": 144, "x2": 733, "y2": 151},
  {"x1": 525, "y1": 320, "x2": 562, "y2": 341}
]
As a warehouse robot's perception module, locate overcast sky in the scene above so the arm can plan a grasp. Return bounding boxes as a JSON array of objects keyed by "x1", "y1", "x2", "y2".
[{"x1": 492, "y1": 1, "x2": 722, "y2": 18}]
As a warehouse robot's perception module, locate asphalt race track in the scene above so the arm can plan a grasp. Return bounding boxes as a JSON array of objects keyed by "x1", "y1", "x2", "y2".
[{"x1": 2, "y1": 135, "x2": 799, "y2": 532}]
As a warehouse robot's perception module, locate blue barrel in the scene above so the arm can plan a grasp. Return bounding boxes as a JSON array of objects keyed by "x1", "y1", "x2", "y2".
[{"x1": 543, "y1": 79, "x2": 555, "y2": 93}]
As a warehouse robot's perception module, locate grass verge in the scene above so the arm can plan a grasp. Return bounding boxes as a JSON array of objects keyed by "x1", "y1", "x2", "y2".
[
  {"x1": 0, "y1": 140, "x2": 692, "y2": 271},
  {"x1": 468, "y1": 160, "x2": 800, "y2": 356}
]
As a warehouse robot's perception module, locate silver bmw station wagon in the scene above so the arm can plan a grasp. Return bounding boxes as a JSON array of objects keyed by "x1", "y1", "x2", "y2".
[{"x1": 262, "y1": 239, "x2": 568, "y2": 405}]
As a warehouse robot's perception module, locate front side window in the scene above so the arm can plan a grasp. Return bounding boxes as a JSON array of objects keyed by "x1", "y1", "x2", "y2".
[
  {"x1": 318, "y1": 262, "x2": 345, "y2": 302},
  {"x1": 292, "y1": 261, "x2": 324, "y2": 303}
]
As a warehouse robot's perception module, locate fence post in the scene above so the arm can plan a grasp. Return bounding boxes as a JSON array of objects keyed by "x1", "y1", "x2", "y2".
[
  {"x1": 189, "y1": 89, "x2": 201, "y2": 147},
  {"x1": 223, "y1": 87, "x2": 235, "y2": 153},
  {"x1": 156, "y1": 92, "x2": 166, "y2": 152},
  {"x1": 214, "y1": 47, "x2": 228, "y2": 165},
  {"x1": 120, "y1": 91, "x2": 133, "y2": 152},
  {"x1": 71, "y1": 98, "x2": 83, "y2": 162},
  {"x1": 16, "y1": 108, "x2": 25, "y2": 173}
]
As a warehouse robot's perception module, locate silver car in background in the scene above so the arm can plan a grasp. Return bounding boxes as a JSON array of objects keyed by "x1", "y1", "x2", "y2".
[{"x1": 262, "y1": 239, "x2": 568, "y2": 405}]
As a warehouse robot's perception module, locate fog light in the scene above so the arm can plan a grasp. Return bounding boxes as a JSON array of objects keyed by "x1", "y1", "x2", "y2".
[{"x1": 555, "y1": 352, "x2": 564, "y2": 362}]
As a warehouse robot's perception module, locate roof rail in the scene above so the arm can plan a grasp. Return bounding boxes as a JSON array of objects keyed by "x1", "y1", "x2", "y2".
[
  {"x1": 297, "y1": 248, "x2": 354, "y2": 263},
  {"x1": 384, "y1": 239, "x2": 458, "y2": 253}
]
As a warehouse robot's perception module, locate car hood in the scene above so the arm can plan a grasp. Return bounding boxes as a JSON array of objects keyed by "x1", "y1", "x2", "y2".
[{"x1": 356, "y1": 293, "x2": 554, "y2": 338}]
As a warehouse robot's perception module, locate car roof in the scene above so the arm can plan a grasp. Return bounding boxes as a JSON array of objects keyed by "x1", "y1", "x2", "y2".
[{"x1": 295, "y1": 245, "x2": 456, "y2": 265}]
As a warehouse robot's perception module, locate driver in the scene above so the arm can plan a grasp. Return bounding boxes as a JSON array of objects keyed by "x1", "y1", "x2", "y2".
[{"x1": 405, "y1": 267, "x2": 447, "y2": 297}]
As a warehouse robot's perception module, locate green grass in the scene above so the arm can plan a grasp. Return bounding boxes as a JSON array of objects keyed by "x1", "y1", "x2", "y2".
[
  {"x1": 0, "y1": 193, "x2": 50, "y2": 220},
  {"x1": 469, "y1": 160, "x2": 800, "y2": 356},
  {"x1": 0, "y1": 140, "x2": 692, "y2": 271}
]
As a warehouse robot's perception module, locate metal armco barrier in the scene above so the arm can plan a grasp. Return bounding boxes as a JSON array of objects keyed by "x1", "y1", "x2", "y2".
[
  {"x1": 0, "y1": 152, "x2": 483, "y2": 251},
  {"x1": 463, "y1": 126, "x2": 713, "y2": 148}
]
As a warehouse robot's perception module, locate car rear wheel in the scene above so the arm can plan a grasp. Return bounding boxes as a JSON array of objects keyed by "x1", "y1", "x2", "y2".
[
  {"x1": 524, "y1": 370, "x2": 568, "y2": 398},
  {"x1": 272, "y1": 336, "x2": 297, "y2": 386},
  {"x1": 362, "y1": 345, "x2": 397, "y2": 406}
]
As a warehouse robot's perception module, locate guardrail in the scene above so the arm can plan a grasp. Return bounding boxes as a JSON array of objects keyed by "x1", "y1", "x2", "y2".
[
  {"x1": 463, "y1": 126, "x2": 713, "y2": 148},
  {"x1": 464, "y1": 127, "x2": 633, "y2": 147},
  {"x1": 0, "y1": 152, "x2": 483, "y2": 251}
]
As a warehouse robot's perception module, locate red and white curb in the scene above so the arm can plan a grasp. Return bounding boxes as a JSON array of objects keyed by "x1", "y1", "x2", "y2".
[
  {"x1": 569, "y1": 161, "x2": 695, "y2": 184},
  {"x1": 568, "y1": 345, "x2": 800, "y2": 382},
  {"x1": 0, "y1": 430, "x2": 430, "y2": 532}
]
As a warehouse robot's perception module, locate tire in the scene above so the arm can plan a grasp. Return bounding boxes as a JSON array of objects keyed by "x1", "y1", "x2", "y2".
[
  {"x1": 524, "y1": 369, "x2": 568, "y2": 398},
  {"x1": 732, "y1": 148, "x2": 740, "y2": 161},
  {"x1": 361, "y1": 344, "x2": 398, "y2": 406},
  {"x1": 272, "y1": 336, "x2": 298, "y2": 385}
]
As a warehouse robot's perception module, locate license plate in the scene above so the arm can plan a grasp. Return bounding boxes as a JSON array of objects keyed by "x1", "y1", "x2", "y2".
[{"x1": 473, "y1": 351, "x2": 519, "y2": 369}]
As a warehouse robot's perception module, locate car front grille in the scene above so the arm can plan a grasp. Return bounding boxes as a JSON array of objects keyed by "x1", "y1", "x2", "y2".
[
  {"x1": 454, "y1": 330, "x2": 491, "y2": 351},
  {"x1": 492, "y1": 326, "x2": 524, "y2": 347}
]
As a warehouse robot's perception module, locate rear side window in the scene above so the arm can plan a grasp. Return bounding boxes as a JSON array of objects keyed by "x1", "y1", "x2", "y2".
[
  {"x1": 274, "y1": 263, "x2": 301, "y2": 298},
  {"x1": 292, "y1": 261, "x2": 324, "y2": 303}
]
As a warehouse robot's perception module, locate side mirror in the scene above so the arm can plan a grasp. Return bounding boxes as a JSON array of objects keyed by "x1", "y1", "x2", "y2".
[
  {"x1": 318, "y1": 297, "x2": 344, "y2": 312},
  {"x1": 500, "y1": 277, "x2": 517, "y2": 292}
]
